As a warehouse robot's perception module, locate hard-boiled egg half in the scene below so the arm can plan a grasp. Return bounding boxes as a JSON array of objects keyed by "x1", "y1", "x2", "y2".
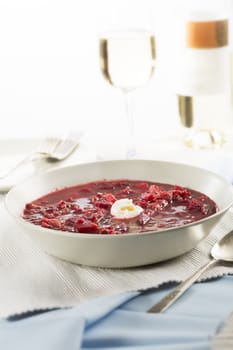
[{"x1": 110, "y1": 198, "x2": 143, "y2": 219}]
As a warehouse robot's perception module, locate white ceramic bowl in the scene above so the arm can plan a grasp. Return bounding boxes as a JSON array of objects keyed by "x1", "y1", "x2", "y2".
[{"x1": 5, "y1": 160, "x2": 233, "y2": 268}]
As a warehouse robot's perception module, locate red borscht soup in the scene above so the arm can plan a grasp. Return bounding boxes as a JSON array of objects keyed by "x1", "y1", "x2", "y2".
[
  {"x1": 22, "y1": 179, "x2": 218, "y2": 235},
  {"x1": 22, "y1": 180, "x2": 218, "y2": 234}
]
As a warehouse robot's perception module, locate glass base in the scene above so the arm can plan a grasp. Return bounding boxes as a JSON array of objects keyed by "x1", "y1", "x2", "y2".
[{"x1": 183, "y1": 128, "x2": 226, "y2": 150}]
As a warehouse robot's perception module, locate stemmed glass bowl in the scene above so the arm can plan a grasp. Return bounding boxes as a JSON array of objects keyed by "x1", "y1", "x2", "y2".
[{"x1": 98, "y1": 8, "x2": 156, "y2": 158}]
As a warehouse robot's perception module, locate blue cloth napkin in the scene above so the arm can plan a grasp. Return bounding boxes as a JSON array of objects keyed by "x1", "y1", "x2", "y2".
[{"x1": 1, "y1": 276, "x2": 233, "y2": 349}]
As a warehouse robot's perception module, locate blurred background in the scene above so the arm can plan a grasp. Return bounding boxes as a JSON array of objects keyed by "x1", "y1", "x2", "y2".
[{"x1": 0, "y1": 0, "x2": 232, "y2": 151}]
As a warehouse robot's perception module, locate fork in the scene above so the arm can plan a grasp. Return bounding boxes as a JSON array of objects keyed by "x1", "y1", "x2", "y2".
[{"x1": 0, "y1": 132, "x2": 81, "y2": 179}]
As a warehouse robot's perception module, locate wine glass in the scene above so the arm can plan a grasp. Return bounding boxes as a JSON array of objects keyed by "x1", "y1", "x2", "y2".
[{"x1": 99, "y1": 28, "x2": 156, "y2": 158}]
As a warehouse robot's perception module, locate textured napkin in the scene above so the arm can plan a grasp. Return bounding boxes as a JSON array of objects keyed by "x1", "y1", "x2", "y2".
[
  {"x1": 2, "y1": 276, "x2": 233, "y2": 350},
  {"x1": 1, "y1": 192, "x2": 233, "y2": 319}
]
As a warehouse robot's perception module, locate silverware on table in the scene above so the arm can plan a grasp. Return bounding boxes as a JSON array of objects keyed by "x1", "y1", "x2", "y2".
[
  {"x1": 0, "y1": 132, "x2": 81, "y2": 179},
  {"x1": 147, "y1": 229, "x2": 233, "y2": 313}
]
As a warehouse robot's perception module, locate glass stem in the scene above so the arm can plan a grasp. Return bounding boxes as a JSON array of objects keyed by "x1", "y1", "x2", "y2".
[{"x1": 124, "y1": 90, "x2": 136, "y2": 159}]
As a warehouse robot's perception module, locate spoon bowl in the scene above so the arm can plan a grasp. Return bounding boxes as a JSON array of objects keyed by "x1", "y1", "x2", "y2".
[{"x1": 211, "y1": 230, "x2": 233, "y2": 262}]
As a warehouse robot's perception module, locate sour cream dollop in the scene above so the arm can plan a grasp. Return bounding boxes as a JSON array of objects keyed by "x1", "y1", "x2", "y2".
[{"x1": 110, "y1": 198, "x2": 143, "y2": 219}]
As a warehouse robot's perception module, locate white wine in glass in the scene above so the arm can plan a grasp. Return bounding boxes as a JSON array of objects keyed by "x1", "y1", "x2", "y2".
[{"x1": 99, "y1": 30, "x2": 156, "y2": 158}]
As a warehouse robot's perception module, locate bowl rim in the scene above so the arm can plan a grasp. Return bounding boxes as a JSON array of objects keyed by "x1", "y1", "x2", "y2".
[{"x1": 5, "y1": 159, "x2": 233, "y2": 239}]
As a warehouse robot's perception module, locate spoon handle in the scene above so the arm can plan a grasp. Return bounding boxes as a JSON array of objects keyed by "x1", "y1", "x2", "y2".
[{"x1": 147, "y1": 258, "x2": 216, "y2": 313}]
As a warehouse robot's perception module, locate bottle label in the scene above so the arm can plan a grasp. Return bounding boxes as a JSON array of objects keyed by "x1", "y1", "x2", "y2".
[
  {"x1": 174, "y1": 47, "x2": 231, "y2": 96},
  {"x1": 173, "y1": 17, "x2": 230, "y2": 96}
]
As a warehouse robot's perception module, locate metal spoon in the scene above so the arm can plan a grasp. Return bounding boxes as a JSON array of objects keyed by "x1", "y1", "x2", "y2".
[{"x1": 147, "y1": 230, "x2": 233, "y2": 313}]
